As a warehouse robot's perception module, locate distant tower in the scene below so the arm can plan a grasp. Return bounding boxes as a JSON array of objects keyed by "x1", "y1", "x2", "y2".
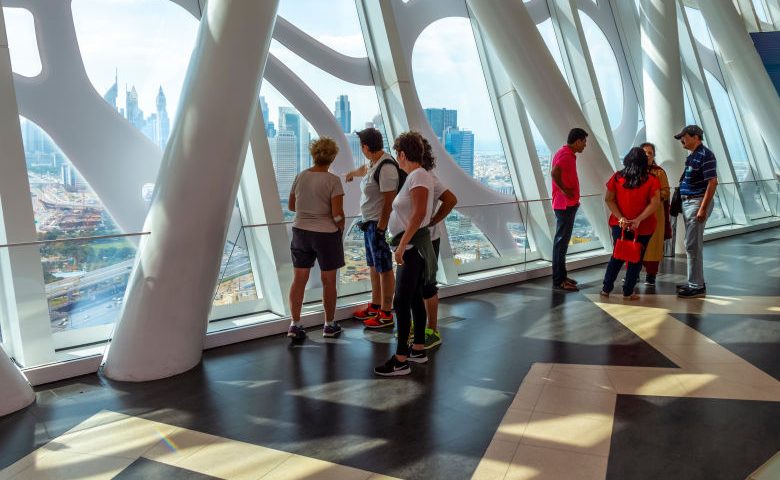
[
  {"x1": 444, "y1": 127, "x2": 475, "y2": 176},
  {"x1": 126, "y1": 85, "x2": 145, "y2": 131},
  {"x1": 156, "y1": 86, "x2": 170, "y2": 149},
  {"x1": 335, "y1": 95, "x2": 351, "y2": 133},
  {"x1": 103, "y1": 69, "x2": 119, "y2": 110},
  {"x1": 424, "y1": 108, "x2": 458, "y2": 143}
]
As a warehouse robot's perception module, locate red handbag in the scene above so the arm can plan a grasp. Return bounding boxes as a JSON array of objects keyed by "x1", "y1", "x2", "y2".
[{"x1": 614, "y1": 228, "x2": 642, "y2": 263}]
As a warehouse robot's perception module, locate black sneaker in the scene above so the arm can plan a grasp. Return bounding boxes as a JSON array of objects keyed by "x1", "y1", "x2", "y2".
[
  {"x1": 645, "y1": 275, "x2": 656, "y2": 286},
  {"x1": 677, "y1": 283, "x2": 705, "y2": 292},
  {"x1": 407, "y1": 346, "x2": 428, "y2": 364},
  {"x1": 678, "y1": 287, "x2": 706, "y2": 298},
  {"x1": 374, "y1": 356, "x2": 411, "y2": 376}
]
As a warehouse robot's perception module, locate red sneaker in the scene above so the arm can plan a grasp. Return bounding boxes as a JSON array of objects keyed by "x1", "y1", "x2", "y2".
[
  {"x1": 353, "y1": 304, "x2": 379, "y2": 320},
  {"x1": 364, "y1": 310, "x2": 394, "y2": 329}
]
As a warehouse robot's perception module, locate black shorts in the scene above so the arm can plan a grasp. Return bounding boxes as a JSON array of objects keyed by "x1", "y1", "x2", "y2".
[{"x1": 291, "y1": 227, "x2": 345, "y2": 271}]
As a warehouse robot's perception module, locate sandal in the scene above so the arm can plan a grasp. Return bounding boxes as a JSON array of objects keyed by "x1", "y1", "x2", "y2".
[
  {"x1": 623, "y1": 293, "x2": 640, "y2": 300},
  {"x1": 554, "y1": 281, "x2": 579, "y2": 292},
  {"x1": 599, "y1": 291, "x2": 609, "y2": 298},
  {"x1": 565, "y1": 277, "x2": 578, "y2": 285}
]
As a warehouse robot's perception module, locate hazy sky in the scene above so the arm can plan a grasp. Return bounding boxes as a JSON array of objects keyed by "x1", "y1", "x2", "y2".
[{"x1": 3, "y1": 0, "x2": 638, "y2": 153}]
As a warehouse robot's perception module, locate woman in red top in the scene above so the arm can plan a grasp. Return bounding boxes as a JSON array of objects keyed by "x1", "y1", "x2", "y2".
[{"x1": 600, "y1": 147, "x2": 661, "y2": 299}]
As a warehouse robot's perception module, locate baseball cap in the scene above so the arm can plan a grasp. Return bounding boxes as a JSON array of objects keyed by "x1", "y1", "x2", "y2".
[{"x1": 674, "y1": 125, "x2": 704, "y2": 139}]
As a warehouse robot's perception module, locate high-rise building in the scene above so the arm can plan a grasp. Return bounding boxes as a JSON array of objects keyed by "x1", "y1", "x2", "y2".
[
  {"x1": 424, "y1": 108, "x2": 457, "y2": 143},
  {"x1": 259, "y1": 96, "x2": 270, "y2": 129},
  {"x1": 126, "y1": 86, "x2": 145, "y2": 131},
  {"x1": 103, "y1": 70, "x2": 119, "y2": 111},
  {"x1": 444, "y1": 127, "x2": 475, "y2": 176},
  {"x1": 278, "y1": 107, "x2": 310, "y2": 172},
  {"x1": 272, "y1": 130, "x2": 298, "y2": 200},
  {"x1": 335, "y1": 95, "x2": 351, "y2": 133},
  {"x1": 347, "y1": 133, "x2": 363, "y2": 166},
  {"x1": 156, "y1": 86, "x2": 170, "y2": 150}
]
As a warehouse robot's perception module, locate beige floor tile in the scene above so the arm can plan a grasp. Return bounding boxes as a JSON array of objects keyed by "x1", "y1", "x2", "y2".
[
  {"x1": 0, "y1": 449, "x2": 52, "y2": 480},
  {"x1": 534, "y1": 384, "x2": 617, "y2": 418},
  {"x1": 141, "y1": 426, "x2": 223, "y2": 466},
  {"x1": 471, "y1": 439, "x2": 519, "y2": 480},
  {"x1": 665, "y1": 343, "x2": 747, "y2": 364},
  {"x1": 544, "y1": 365, "x2": 615, "y2": 393},
  {"x1": 10, "y1": 449, "x2": 134, "y2": 480},
  {"x1": 605, "y1": 367, "x2": 690, "y2": 396},
  {"x1": 750, "y1": 450, "x2": 780, "y2": 480},
  {"x1": 176, "y1": 440, "x2": 291, "y2": 479},
  {"x1": 509, "y1": 382, "x2": 544, "y2": 411},
  {"x1": 520, "y1": 410, "x2": 613, "y2": 457},
  {"x1": 520, "y1": 363, "x2": 554, "y2": 385},
  {"x1": 42, "y1": 413, "x2": 178, "y2": 460},
  {"x1": 260, "y1": 454, "x2": 372, "y2": 480},
  {"x1": 505, "y1": 444, "x2": 608, "y2": 480},
  {"x1": 366, "y1": 475, "x2": 401, "y2": 480},
  {"x1": 494, "y1": 409, "x2": 533, "y2": 443},
  {"x1": 688, "y1": 362, "x2": 779, "y2": 387},
  {"x1": 675, "y1": 375, "x2": 780, "y2": 401}
]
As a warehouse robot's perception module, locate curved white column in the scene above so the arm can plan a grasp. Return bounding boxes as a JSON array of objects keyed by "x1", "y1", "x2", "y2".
[
  {"x1": 640, "y1": 0, "x2": 685, "y2": 181},
  {"x1": 467, "y1": 0, "x2": 614, "y2": 247},
  {"x1": 0, "y1": 348, "x2": 34, "y2": 417},
  {"x1": 103, "y1": 0, "x2": 279, "y2": 381},
  {"x1": 699, "y1": 0, "x2": 780, "y2": 158}
]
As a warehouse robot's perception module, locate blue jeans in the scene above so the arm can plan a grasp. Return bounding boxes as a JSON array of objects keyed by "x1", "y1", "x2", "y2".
[
  {"x1": 602, "y1": 226, "x2": 652, "y2": 296},
  {"x1": 552, "y1": 205, "x2": 578, "y2": 285},
  {"x1": 682, "y1": 198, "x2": 714, "y2": 289}
]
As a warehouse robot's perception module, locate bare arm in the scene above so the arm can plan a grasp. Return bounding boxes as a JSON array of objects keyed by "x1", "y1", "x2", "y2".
[
  {"x1": 331, "y1": 194, "x2": 345, "y2": 231},
  {"x1": 377, "y1": 190, "x2": 396, "y2": 231},
  {"x1": 288, "y1": 192, "x2": 296, "y2": 212},
  {"x1": 551, "y1": 165, "x2": 573, "y2": 198},
  {"x1": 394, "y1": 187, "x2": 429, "y2": 264},
  {"x1": 697, "y1": 178, "x2": 718, "y2": 223},
  {"x1": 430, "y1": 190, "x2": 457, "y2": 226},
  {"x1": 345, "y1": 164, "x2": 367, "y2": 182},
  {"x1": 604, "y1": 190, "x2": 624, "y2": 224}
]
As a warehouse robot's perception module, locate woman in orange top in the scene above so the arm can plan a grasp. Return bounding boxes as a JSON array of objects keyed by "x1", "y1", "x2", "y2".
[
  {"x1": 600, "y1": 147, "x2": 661, "y2": 299},
  {"x1": 639, "y1": 142, "x2": 671, "y2": 286}
]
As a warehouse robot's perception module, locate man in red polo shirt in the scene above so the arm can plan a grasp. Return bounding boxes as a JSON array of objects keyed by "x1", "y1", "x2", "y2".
[{"x1": 551, "y1": 128, "x2": 588, "y2": 291}]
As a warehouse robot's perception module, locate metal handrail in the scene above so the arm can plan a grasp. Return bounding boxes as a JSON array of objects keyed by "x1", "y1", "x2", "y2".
[{"x1": 0, "y1": 232, "x2": 150, "y2": 249}]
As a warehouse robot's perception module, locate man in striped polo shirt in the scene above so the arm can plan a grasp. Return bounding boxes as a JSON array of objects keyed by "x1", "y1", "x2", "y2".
[{"x1": 673, "y1": 125, "x2": 718, "y2": 298}]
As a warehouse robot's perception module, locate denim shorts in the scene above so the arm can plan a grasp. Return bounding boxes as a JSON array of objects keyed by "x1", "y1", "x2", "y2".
[
  {"x1": 362, "y1": 221, "x2": 393, "y2": 273},
  {"x1": 291, "y1": 227, "x2": 345, "y2": 271}
]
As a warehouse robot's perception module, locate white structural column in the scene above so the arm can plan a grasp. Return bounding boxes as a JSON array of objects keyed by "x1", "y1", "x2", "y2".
[
  {"x1": 0, "y1": 7, "x2": 37, "y2": 415},
  {"x1": 103, "y1": 0, "x2": 279, "y2": 381},
  {"x1": 467, "y1": 0, "x2": 614, "y2": 247},
  {"x1": 640, "y1": 0, "x2": 685, "y2": 179},
  {"x1": 0, "y1": 7, "x2": 54, "y2": 369},
  {"x1": 699, "y1": 0, "x2": 780, "y2": 158}
]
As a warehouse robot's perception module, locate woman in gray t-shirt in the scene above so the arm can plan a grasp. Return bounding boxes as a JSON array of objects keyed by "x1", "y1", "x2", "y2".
[{"x1": 287, "y1": 138, "x2": 345, "y2": 340}]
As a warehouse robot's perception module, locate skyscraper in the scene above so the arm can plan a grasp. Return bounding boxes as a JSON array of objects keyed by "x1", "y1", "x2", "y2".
[
  {"x1": 347, "y1": 133, "x2": 363, "y2": 166},
  {"x1": 126, "y1": 86, "x2": 145, "y2": 131},
  {"x1": 103, "y1": 70, "x2": 119, "y2": 111},
  {"x1": 444, "y1": 127, "x2": 475, "y2": 176},
  {"x1": 424, "y1": 108, "x2": 457, "y2": 143},
  {"x1": 278, "y1": 107, "x2": 310, "y2": 172},
  {"x1": 272, "y1": 130, "x2": 298, "y2": 200},
  {"x1": 259, "y1": 96, "x2": 270, "y2": 130},
  {"x1": 335, "y1": 95, "x2": 351, "y2": 133},
  {"x1": 156, "y1": 87, "x2": 170, "y2": 150}
]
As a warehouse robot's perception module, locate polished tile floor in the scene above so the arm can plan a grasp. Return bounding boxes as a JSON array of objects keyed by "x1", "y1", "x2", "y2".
[{"x1": 1, "y1": 228, "x2": 778, "y2": 479}]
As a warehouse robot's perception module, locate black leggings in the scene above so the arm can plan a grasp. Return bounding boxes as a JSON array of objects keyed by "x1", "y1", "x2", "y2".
[{"x1": 393, "y1": 247, "x2": 427, "y2": 356}]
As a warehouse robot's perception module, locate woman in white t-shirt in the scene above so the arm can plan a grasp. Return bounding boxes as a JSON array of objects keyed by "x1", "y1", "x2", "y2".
[
  {"x1": 287, "y1": 138, "x2": 345, "y2": 341},
  {"x1": 375, "y1": 132, "x2": 437, "y2": 377}
]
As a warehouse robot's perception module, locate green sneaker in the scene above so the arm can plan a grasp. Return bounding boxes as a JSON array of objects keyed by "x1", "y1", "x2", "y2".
[{"x1": 424, "y1": 328, "x2": 442, "y2": 349}]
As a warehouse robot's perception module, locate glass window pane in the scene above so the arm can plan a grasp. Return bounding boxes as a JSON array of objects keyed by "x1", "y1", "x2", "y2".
[
  {"x1": 21, "y1": 118, "x2": 134, "y2": 333},
  {"x1": 1, "y1": 7, "x2": 41, "y2": 77},
  {"x1": 578, "y1": 11, "x2": 623, "y2": 129},
  {"x1": 278, "y1": 0, "x2": 367, "y2": 57},
  {"x1": 72, "y1": 0, "x2": 199, "y2": 150}
]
